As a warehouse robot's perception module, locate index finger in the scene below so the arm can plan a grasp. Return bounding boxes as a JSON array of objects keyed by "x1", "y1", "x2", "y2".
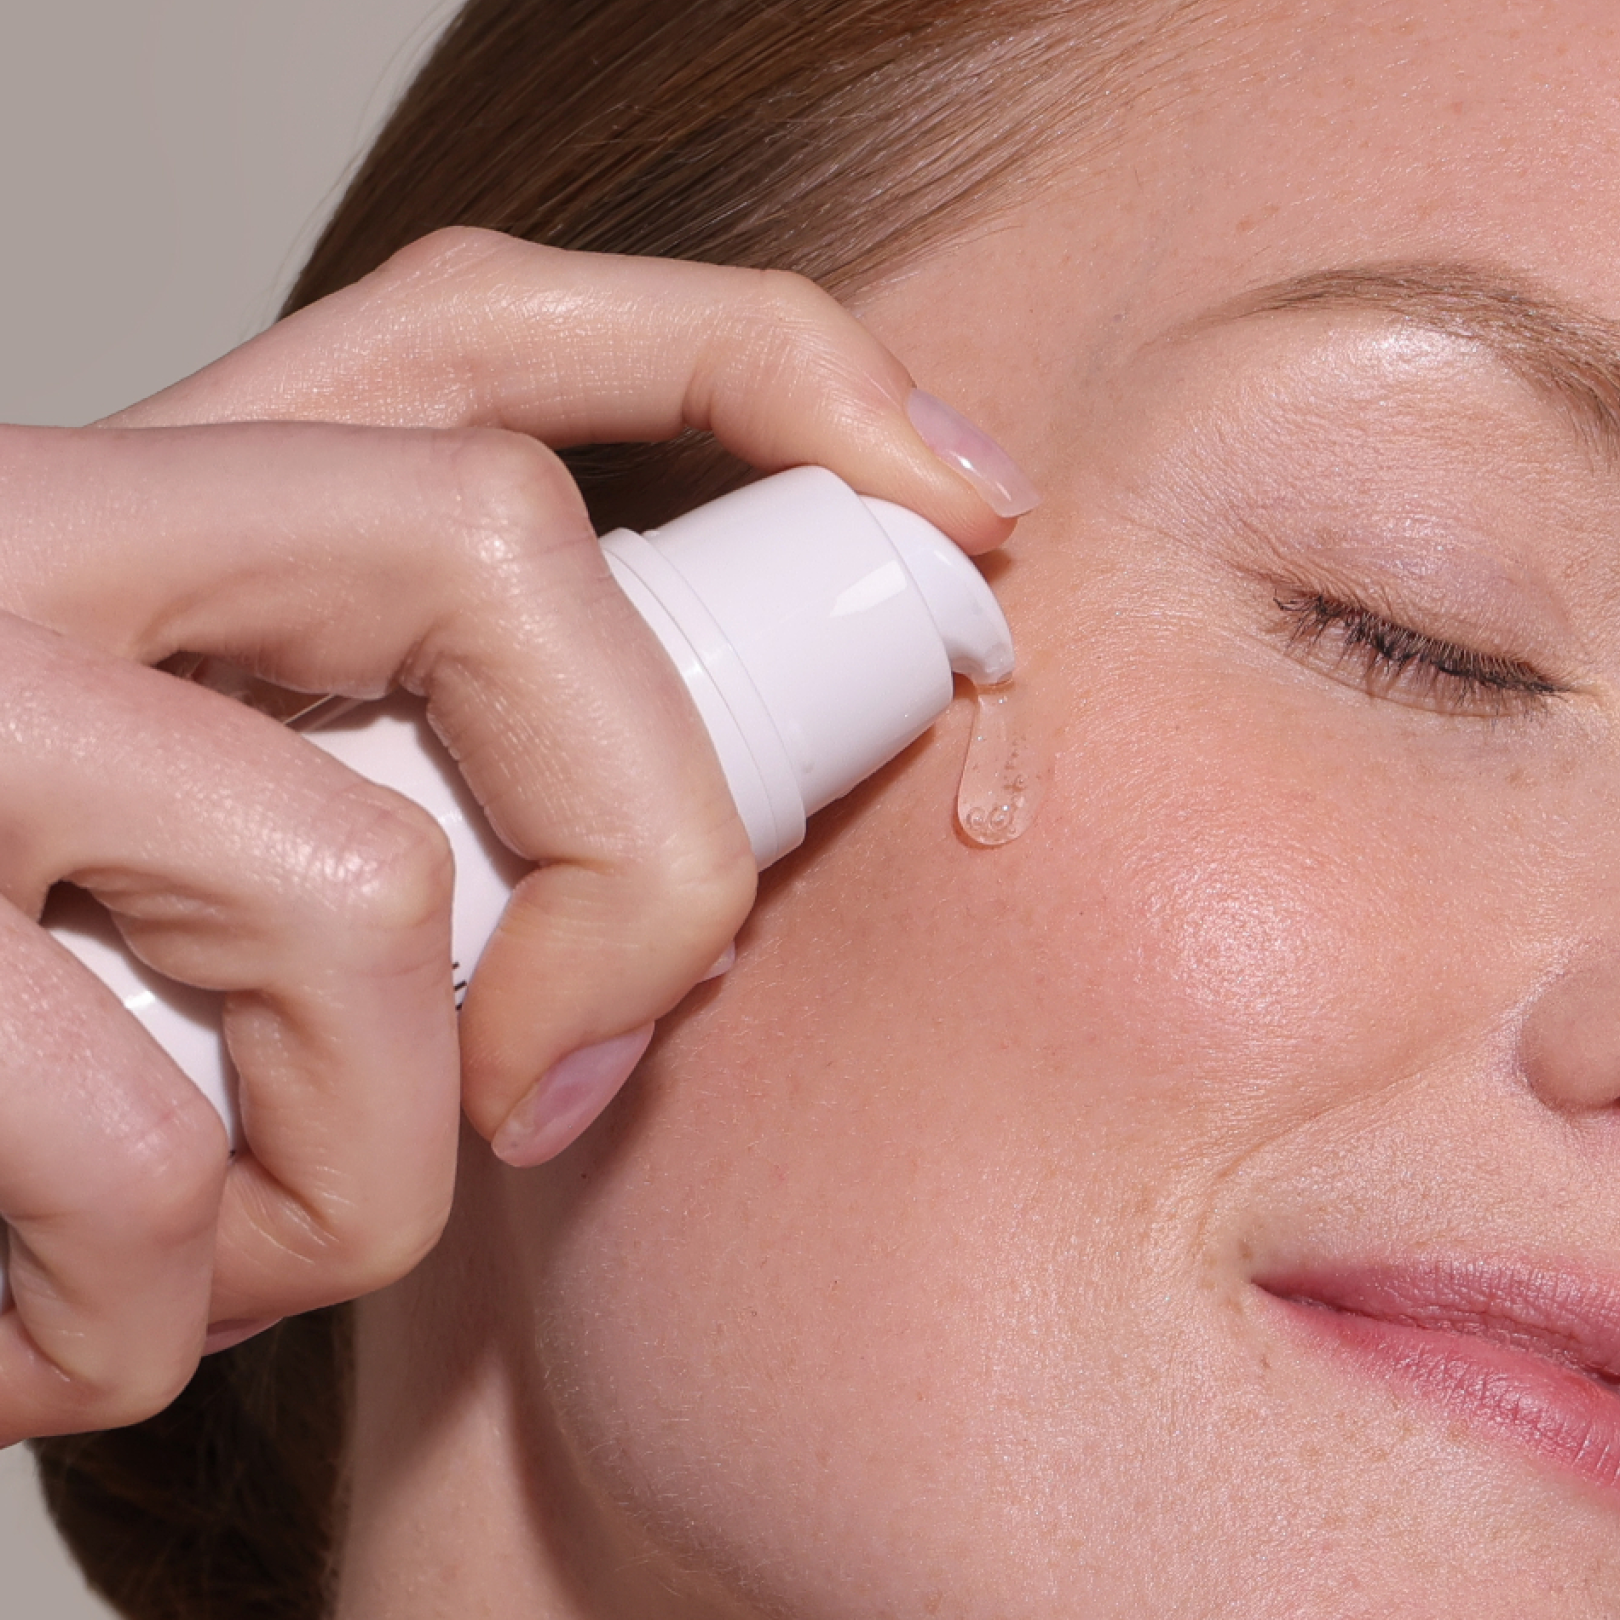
[{"x1": 103, "y1": 231, "x2": 1035, "y2": 553}]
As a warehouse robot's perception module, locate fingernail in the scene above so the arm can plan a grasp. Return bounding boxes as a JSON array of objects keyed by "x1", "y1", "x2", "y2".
[
  {"x1": 492, "y1": 1024, "x2": 656, "y2": 1168},
  {"x1": 906, "y1": 389, "x2": 1041, "y2": 518},
  {"x1": 203, "y1": 1318, "x2": 281, "y2": 1355},
  {"x1": 699, "y1": 941, "x2": 737, "y2": 982}
]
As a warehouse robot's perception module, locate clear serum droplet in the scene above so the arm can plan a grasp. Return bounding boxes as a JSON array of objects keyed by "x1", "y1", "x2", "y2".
[{"x1": 956, "y1": 679, "x2": 1046, "y2": 847}]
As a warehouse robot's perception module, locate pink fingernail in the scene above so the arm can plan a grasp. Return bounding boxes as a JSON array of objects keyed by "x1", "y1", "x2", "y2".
[
  {"x1": 700, "y1": 941, "x2": 737, "y2": 982},
  {"x1": 492, "y1": 1024, "x2": 656, "y2": 1168},
  {"x1": 203, "y1": 1318, "x2": 281, "y2": 1355},
  {"x1": 906, "y1": 389, "x2": 1041, "y2": 519}
]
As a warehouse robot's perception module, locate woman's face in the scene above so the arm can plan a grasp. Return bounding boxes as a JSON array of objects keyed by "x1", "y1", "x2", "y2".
[{"x1": 489, "y1": 3, "x2": 1620, "y2": 1613}]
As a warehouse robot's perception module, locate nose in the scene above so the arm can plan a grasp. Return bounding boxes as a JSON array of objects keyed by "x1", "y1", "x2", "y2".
[{"x1": 1518, "y1": 952, "x2": 1620, "y2": 1113}]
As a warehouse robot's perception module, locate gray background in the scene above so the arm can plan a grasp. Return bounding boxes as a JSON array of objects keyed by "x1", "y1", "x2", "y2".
[{"x1": 0, "y1": 0, "x2": 457, "y2": 1611}]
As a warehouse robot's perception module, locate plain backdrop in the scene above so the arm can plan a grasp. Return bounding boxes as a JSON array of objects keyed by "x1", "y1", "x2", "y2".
[
  {"x1": 0, "y1": 0, "x2": 457, "y2": 426},
  {"x1": 0, "y1": 0, "x2": 458, "y2": 1612}
]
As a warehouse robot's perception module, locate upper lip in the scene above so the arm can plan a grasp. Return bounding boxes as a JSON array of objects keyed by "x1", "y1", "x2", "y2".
[{"x1": 1253, "y1": 1258, "x2": 1620, "y2": 1391}]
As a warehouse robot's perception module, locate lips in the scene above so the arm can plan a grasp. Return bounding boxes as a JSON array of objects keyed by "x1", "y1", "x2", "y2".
[{"x1": 1255, "y1": 1259, "x2": 1620, "y2": 1493}]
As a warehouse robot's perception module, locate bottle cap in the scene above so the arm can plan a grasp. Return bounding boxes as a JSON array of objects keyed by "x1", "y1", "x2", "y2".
[{"x1": 601, "y1": 466, "x2": 1013, "y2": 866}]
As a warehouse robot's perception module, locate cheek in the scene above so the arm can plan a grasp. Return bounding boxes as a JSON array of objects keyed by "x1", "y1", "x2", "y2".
[
  {"x1": 1066, "y1": 690, "x2": 1453, "y2": 1114},
  {"x1": 971, "y1": 618, "x2": 1528, "y2": 1146},
  {"x1": 516, "y1": 558, "x2": 1556, "y2": 1609}
]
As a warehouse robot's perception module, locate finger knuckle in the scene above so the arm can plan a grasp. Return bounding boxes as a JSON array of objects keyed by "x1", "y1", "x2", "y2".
[
  {"x1": 38, "y1": 1309, "x2": 203, "y2": 1431},
  {"x1": 720, "y1": 268, "x2": 869, "y2": 403},
  {"x1": 436, "y1": 429, "x2": 591, "y2": 580},
  {"x1": 295, "y1": 1180, "x2": 453, "y2": 1303},
  {"x1": 343, "y1": 1200, "x2": 452, "y2": 1296},
  {"x1": 643, "y1": 821, "x2": 758, "y2": 951},
  {"x1": 375, "y1": 225, "x2": 520, "y2": 292},
  {"x1": 116, "y1": 1089, "x2": 229, "y2": 1246},
  {"x1": 76, "y1": 1351, "x2": 199, "y2": 1432},
  {"x1": 748, "y1": 266, "x2": 842, "y2": 337},
  {"x1": 318, "y1": 784, "x2": 455, "y2": 941}
]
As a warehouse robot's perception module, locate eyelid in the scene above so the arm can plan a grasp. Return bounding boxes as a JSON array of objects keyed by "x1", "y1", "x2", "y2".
[
  {"x1": 1219, "y1": 505, "x2": 1582, "y2": 670},
  {"x1": 1270, "y1": 587, "x2": 1569, "y2": 717}
]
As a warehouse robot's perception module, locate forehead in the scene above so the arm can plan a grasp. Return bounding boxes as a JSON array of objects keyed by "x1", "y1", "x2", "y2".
[
  {"x1": 862, "y1": 0, "x2": 1620, "y2": 437},
  {"x1": 1142, "y1": 0, "x2": 1620, "y2": 298}
]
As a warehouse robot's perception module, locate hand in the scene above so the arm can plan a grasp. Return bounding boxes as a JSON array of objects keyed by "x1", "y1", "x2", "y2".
[{"x1": 0, "y1": 228, "x2": 1027, "y2": 1441}]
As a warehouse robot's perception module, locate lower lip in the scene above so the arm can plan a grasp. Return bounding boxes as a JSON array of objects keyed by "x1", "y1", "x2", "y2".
[{"x1": 1259, "y1": 1289, "x2": 1620, "y2": 1495}]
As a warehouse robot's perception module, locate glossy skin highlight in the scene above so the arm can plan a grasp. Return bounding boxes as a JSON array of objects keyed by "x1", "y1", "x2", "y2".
[{"x1": 341, "y1": 3, "x2": 1620, "y2": 1615}]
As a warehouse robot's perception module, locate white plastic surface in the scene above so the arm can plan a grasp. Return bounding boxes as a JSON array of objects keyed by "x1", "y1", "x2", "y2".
[
  {"x1": 605, "y1": 466, "x2": 1014, "y2": 862},
  {"x1": 10, "y1": 468, "x2": 1012, "y2": 1304},
  {"x1": 860, "y1": 497, "x2": 1016, "y2": 686}
]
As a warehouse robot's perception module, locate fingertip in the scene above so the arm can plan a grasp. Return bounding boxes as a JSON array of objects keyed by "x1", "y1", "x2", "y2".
[
  {"x1": 905, "y1": 389, "x2": 1040, "y2": 525},
  {"x1": 852, "y1": 392, "x2": 1030, "y2": 556},
  {"x1": 490, "y1": 1024, "x2": 657, "y2": 1167},
  {"x1": 706, "y1": 269, "x2": 1031, "y2": 554}
]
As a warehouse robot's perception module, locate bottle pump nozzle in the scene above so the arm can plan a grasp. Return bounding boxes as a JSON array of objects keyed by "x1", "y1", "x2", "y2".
[{"x1": 600, "y1": 465, "x2": 1014, "y2": 864}]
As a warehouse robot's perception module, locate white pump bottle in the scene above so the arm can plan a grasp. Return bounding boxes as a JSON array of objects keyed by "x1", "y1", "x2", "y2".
[{"x1": 41, "y1": 464, "x2": 1014, "y2": 1149}]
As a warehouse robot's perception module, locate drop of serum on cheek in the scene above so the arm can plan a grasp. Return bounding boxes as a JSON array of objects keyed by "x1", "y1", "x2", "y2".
[{"x1": 956, "y1": 678, "x2": 1046, "y2": 847}]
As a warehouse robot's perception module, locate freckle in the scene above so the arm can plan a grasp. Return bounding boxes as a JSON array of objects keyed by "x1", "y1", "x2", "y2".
[
  {"x1": 1449, "y1": 99, "x2": 1467, "y2": 116},
  {"x1": 1235, "y1": 202, "x2": 1280, "y2": 236}
]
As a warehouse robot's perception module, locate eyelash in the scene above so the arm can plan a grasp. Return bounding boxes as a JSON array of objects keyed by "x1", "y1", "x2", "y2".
[{"x1": 1273, "y1": 590, "x2": 1564, "y2": 716}]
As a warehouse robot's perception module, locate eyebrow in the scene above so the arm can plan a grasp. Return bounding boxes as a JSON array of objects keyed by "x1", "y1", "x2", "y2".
[{"x1": 1210, "y1": 263, "x2": 1620, "y2": 457}]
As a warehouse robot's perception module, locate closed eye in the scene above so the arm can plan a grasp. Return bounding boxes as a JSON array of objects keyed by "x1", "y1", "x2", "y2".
[{"x1": 1274, "y1": 590, "x2": 1566, "y2": 716}]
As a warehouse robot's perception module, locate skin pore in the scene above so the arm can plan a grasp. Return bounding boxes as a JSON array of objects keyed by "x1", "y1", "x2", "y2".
[{"x1": 338, "y1": 2, "x2": 1620, "y2": 1616}]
